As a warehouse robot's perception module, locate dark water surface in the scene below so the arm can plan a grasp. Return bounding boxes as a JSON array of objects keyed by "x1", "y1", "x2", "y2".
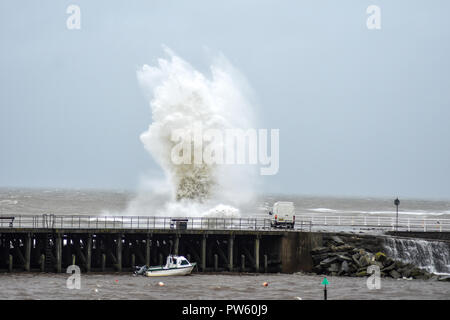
[{"x1": 0, "y1": 273, "x2": 448, "y2": 300}]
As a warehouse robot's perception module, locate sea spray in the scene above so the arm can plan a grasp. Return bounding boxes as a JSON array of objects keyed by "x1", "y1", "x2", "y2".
[
  {"x1": 126, "y1": 48, "x2": 258, "y2": 217},
  {"x1": 383, "y1": 237, "x2": 450, "y2": 275}
]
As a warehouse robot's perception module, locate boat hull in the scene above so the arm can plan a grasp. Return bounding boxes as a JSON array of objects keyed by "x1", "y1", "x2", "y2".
[{"x1": 145, "y1": 264, "x2": 195, "y2": 277}]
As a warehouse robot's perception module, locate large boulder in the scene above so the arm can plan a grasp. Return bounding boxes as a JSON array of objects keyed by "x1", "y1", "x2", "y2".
[
  {"x1": 358, "y1": 255, "x2": 371, "y2": 267},
  {"x1": 330, "y1": 244, "x2": 354, "y2": 252},
  {"x1": 340, "y1": 261, "x2": 350, "y2": 273},
  {"x1": 381, "y1": 262, "x2": 396, "y2": 272},
  {"x1": 352, "y1": 253, "x2": 361, "y2": 266},
  {"x1": 330, "y1": 236, "x2": 345, "y2": 245},
  {"x1": 311, "y1": 247, "x2": 329, "y2": 254},
  {"x1": 410, "y1": 267, "x2": 425, "y2": 278},
  {"x1": 382, "y1": 257, "x2": 394, "y2": 268},
  {"x1": 336, "y1": 254, "x2": 352, "y2": 262},
  {"x1": 328, "y1": 263, "x2": 340, "y2": 273},
  {"x1": 438, "y1": 276, "x2": 450, "y2": 282},
  {"x1": 320, "y1": 256, "x2": 338, "y2": 267},
  {"x1": 390, "y1": 270, "x2": 401, "y2": 279},
  {"x1": 312, "y1": 253, "x2": 333, "y2": 264},
  {"x1": 375, "y1": 252, "x2": 387, "y2": 263},
  {"x1": 355, "y1": 270, "x2": 367, "y2": 277},
  {"x1": 398, "y1": 267, "x2": 412, "y2": 278}
]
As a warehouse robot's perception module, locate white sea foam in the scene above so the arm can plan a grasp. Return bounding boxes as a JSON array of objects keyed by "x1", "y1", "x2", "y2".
[
  {"x1": 124, "y1": 48, "x2": 258, "y2": 217},
  {"x1": 307, "y1": 208, "x2": 446, "y2": 216},
  {"x1": 308, "y1": 208, "x2": 340, "y2": 213},
  {"x1": 0, "y1": 200, "x2": 18, "y2": 205}
]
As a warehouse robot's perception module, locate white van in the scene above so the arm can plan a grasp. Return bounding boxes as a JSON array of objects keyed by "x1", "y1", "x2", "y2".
[{"x1": 269, "y1": 201, "x2": 295, "y2": 229}]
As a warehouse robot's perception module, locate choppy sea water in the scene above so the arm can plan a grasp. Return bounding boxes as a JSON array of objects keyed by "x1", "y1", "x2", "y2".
[
  {"x1": 0, "y1": 273, "x2": 448, "y2": 300},
  {"x1": 1, "y1": 188, "x2": 449, "y2": 300},
  {"x1": 1, "y1": 188, "x2": 450, "y2": 219}
]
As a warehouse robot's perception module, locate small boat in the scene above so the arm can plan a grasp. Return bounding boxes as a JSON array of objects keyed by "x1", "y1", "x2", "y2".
[{"x1": 134, "y1": 255, "x2": 196, "y2": 277}]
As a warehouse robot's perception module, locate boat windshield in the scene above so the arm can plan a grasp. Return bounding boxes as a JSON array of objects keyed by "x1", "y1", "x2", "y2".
[{"x1": 180, "y1": 260, "x2": 189, "y2": 266}]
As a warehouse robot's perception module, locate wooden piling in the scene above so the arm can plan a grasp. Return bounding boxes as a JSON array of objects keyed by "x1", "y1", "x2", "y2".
[
  {"x1": 214, "y1": 254, "x2": 218, "y2": 271},
  {"x1": 40, "y1": 254, "x2": 45, "y2": 272},
  {"x1": 55, "y1": 234, "x2": 62, "y2": 273},
  {"x1": 101, "y1": 253, "x2": 106, "y2": 271},
  {"x1": 24, "y1": 234, "x2": 31, "y2": 272},
  {"x1": 116, "y1": 234, "x2": 122, "y2": 272},
  {"x1": 264, "y1": 254, "x2": 268, "y2": 273},
  {"x1": 228, "y1": 236, "x2": 234, "y2": 271},
  {"x1": 201, "y1": 236, "x2": 207, "y2": 271},
  {"x1": 8, "y1": 254, "x2": 13, "y2": 272},
  {"x1": 254, "y1": 237, "x2": 260, "y2": 272},
  {"x1": 241, "y1": 254, "x2": 245, "y2": 272},
  {"x1": 145, "y1": 236, "x2": 151, "y2": 266},
  {"x1": 174, "y1": 235, "x2": 180, "y2": 256},
  {"x1": 86, "y1": 235, "x2": 92, "y2": 272}
]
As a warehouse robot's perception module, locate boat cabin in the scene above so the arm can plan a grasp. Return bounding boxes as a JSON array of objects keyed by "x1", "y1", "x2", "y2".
[{"x1": 164, "y1": 255, "x2": 191, "y2": 269}]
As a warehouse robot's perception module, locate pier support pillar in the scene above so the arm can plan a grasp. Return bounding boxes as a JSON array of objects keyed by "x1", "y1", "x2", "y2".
[
  {"x1": 116, "y1": 234, "x2": 122, "y2": 272},
  {"x1": 86, "y1": 235, "x2": 92, "y2": 272},
  {"x1": 40, "y1": 254, "x2": 45, "y2": 272},
  {"x1": 254, "y1": 236, "x2": 260, "y2": 272},
  {"x1": 241, "y1": 254, "x2": 245, "y2": 272},
  {"x1": 145, "y1": 235, "x2": 151, "y2": 266},
  {"x1": 174, "y1": 235, "x2": 180, "y2": 256},
  {"x1": 264, "y1": 254, "x2": 268, "y2": 273},
  {"x1": 131, "y1": 254, "x2": 135, "y2": 268},
  {"x1": 101, "y1": 254, "x2": 106, "y2": 272},
  {"x1": 201, "y1": 235, "x2": 207, "y2": 272},
  {"x1": 228, "y1": 235, "x2": 234, "y2": 272},
  {"x1": 24, "y1": 234, "x2": 31, "y2": 272},
  {"x1": 214, "y1": 254, "x2": 218, "y2": 271},
  {"x1": 8, "y1": 254, "x2": 13, "y2": 272},
  {"x1": 55, "y1": 234, "x2": 62, "y2": 273}
]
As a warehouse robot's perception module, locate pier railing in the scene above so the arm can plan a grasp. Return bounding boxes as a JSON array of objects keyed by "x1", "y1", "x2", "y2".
[
  {"x1": 0, "y1": 214, "x2": 449, "y2": 232},
  {"x1": 295, "y1": 215, "x2": 450, "y2": 232}
]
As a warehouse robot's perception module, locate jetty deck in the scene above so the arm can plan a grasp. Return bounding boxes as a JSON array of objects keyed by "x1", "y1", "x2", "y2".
[{"x1": 1, "y1": 214, "x2": 449, "y2": 274}]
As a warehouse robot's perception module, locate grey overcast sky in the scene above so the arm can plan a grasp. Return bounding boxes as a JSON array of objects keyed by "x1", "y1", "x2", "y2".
[{"x1": 1, "y1": 1, "x2": 449, "y2": 199}]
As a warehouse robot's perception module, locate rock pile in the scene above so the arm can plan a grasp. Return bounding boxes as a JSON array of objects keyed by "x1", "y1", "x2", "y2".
[{"x1": 310, "y1": 235, "x2": 434, "y2": 280}]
